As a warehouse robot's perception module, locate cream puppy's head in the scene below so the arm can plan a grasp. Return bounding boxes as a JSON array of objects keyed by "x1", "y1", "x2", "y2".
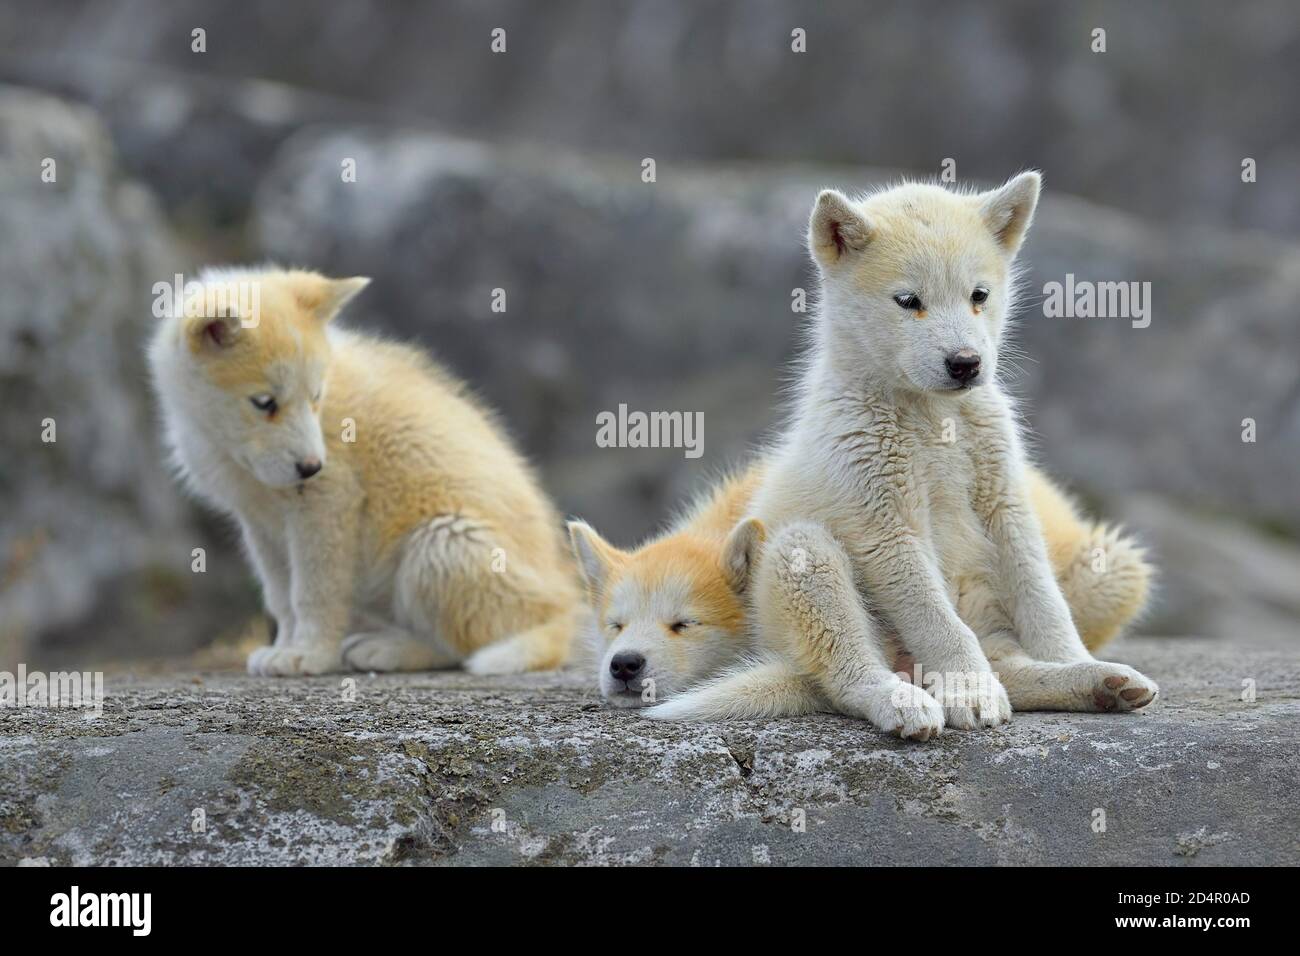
[
  {"x1": 567, "y1": 519, "x2": 764, "y2": 707},
  {"x1": 149, "y1": 268, "x2": 369, "y2": 487},
  {"x1": 808, "y1": 172, "x2": 1040, "y2": 395}
]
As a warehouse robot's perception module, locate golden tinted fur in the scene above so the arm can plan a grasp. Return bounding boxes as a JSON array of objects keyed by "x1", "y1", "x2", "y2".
[
  {"x1": 150, "y1": 267, "x2": 580, "y2": 676},
  {"x1": 570, "y1": 459, "x2": 1149, "y2": 720}
]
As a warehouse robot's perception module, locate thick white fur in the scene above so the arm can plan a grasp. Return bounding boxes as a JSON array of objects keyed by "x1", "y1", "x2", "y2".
[{"x1": 678, "y1": 175, "x2": 1157, "y2": 729}]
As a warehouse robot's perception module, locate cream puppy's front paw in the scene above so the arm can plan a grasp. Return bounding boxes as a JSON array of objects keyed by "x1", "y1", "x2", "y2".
[{"x1": 247, "y1": 644, "x2": 344, "y2": 676}]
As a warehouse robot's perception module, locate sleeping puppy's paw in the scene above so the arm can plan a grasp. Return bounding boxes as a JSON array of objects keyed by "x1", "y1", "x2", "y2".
[{"x1": 248, "y1": 644, "x2": 344, "y2": 676}]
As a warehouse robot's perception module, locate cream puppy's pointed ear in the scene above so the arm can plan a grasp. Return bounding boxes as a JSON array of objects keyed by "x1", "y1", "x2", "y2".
[
  {"x1": 809, "y1": 189, "x2": 872, "y2": 269},
  {"x1": 978, "y1": 171, "x2": 1041, "y2": 257},
  {"x1": 291, "y1": 273, "x2": 371, "y2": 323},
  {"x1": 720, "y1": 517, "x2": 766, "y2": 594},
  {"x1": 188, "y1": 310, "x2": 242, "y2": 351},
  {"x1": 567, "y1": 520, "x2": 625, "y2": 601}
]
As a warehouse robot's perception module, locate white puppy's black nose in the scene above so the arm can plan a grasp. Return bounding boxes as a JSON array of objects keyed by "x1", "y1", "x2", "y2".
[
  {"x1": 945, "y1": 349, "x2": 981, "y2": 384},
  {"x1": 609, "y1": 652, "x2": 646, "y2": 681},
  {"x1": 296, "y1": 458, "x2": 322, "y2": 479}
]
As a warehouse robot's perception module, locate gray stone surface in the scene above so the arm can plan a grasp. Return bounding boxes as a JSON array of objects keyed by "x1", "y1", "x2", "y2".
[{"x1": 3, "y1": 635, "x2": 1297, "y2": 866}]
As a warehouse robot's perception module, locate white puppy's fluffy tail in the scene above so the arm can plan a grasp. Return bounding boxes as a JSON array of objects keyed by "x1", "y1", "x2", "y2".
[{"x1": 645, "y1": 655, "x2": 821, "y2": 721}]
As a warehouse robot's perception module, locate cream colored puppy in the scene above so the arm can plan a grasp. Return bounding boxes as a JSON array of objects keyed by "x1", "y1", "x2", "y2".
[{"x1": 149, "y1": 267, "x2": 580, "y2": 676}]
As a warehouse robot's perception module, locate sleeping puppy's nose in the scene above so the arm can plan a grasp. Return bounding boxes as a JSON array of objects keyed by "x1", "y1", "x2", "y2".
[
  {"x1": 610, "y1": 652, "x2": 646, "y2": 681},
  {"x1": 945, "y1": 349, "x2": 981, "y2": 384},
  {"x1": 296, "y1": 458, "x2": 322, "y2": 479}
]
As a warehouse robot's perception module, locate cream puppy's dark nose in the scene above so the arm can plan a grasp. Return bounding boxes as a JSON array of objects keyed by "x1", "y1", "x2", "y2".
[
  {"x1": 945, "y1": 349, "x2": 981, "y2": 384},
  {"x1": 609, "y1": 652, "x2": 646, "y2": 681},
  {"x1": 296, "y1": 458, "x2": 322, "y2": 479}
]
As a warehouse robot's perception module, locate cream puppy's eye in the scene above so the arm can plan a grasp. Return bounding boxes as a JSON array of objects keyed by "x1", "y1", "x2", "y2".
[
  {"x1": 607, "y1": 622, "x2": 624, "y2": 634},
  {"x1": 250, "y1": 394, "x2": 277, "y2": 415},
  {"x1": 971, "y1": 287, "x2": 990, "y2": 305},
  {"x1": 669, "y1": 620, "x2": 697, "y2": 634},
  {"x1": 893, "y1": 293, "x2": 923, "y2": 311}
]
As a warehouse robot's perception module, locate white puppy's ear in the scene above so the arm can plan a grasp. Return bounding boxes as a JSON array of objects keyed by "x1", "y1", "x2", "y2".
[
  {"x1": 978, "y1": 171, "x2": 1041, "y2": 257},
  {"x1": 720, "y1": 517, "x2": 766, "y2": 594},
  {"x1": 291, "y1": 272, "x2": 371, "y2": 323},
  {"x1": 809, "y1": 189, "x2": 872, "y2": 269},
  {"x1": 567, "y1": 520, "x2": 624, "y2": 601}
]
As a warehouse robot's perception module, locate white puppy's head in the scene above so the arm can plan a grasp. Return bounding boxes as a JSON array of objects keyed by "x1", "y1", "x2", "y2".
[
  {"x1": 149, "y1": 268, "x2": 368, "y2": 488},
  {"x1": 808, "y1": 173, "x2": 1040, "y2": 395},
  {"x1": 566, "y1": 518, "x2": 764, "y2": 708}
]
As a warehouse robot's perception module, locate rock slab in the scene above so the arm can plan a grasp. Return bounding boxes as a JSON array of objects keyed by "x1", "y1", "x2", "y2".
[{"x1": 3, "y1": 636, "x2": 1296, "y2": 866}]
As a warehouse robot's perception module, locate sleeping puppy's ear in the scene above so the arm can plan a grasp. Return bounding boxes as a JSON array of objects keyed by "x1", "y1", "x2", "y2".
[
  {"x1": 567, "y1": 520, "x2": 626, "y2": 602},
  {"x1": 720, "y1": 517, "x2": 766, "y2": 594}
]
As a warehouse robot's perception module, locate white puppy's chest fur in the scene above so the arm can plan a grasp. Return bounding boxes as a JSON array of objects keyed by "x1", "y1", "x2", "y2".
[
  {"x1": 756, "y1": 370, "x2": 1007, "y2": 625},
  {"x1": 905, "y1": 410, "x2": 998, "y2": 594}
]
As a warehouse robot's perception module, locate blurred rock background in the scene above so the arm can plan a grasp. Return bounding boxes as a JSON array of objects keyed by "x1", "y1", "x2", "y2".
[{"x1": 1, "y1": 0, "x2": 1296, "y2": 671}]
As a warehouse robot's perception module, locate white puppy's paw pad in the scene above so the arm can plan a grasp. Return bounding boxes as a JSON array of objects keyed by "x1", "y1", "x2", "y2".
[
  {"x1": 1090, "y1": 664, "x2": 1158, "y2": 712},
  {"x1": 246, "y1": 645, "x2": 342, "y2": 677}
]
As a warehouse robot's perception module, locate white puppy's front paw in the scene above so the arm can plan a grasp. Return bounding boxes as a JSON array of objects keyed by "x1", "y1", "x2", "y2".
[
  {"x1": 936, "y1": 674, "x2": 1013, "y2": 730},
  {"x1": 873, "y1": 678, "x2": 945, "y2": 741},
  {"x1": 247, "y1": 644, "x2": 343, "y2": 677}
]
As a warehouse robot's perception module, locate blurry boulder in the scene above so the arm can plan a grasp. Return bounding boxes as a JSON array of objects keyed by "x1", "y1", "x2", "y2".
[
  {"x1": 253, "y1": 127, "x2": 851, "y2": 542},
  {"x1": 0, "y1": 86, "x2": 254, "y2": 670},
  {"x1": 3, "y1": 0, "x2": 1299, "y2": 238},
  {"x1": 254, "y1": 126, "x2": 1300, "y2": 548},
  {"x1": 1115, "y1": 495, "x2": 1300, "y2": 643},
  {"x1": 0, "y1": 56, "x2": 375, "y2": 241}
]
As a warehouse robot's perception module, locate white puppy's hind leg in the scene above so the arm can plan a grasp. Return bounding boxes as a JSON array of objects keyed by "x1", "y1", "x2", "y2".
[
  {"x1": 757, "y1": 522, "x2": 945, "y2": 741},
  {"x1": 983, "y1": 632, "x2": 1158, "y2": 712},
  {"x1": 645, "y1": 655, "x2": 823, "y2": 720}
]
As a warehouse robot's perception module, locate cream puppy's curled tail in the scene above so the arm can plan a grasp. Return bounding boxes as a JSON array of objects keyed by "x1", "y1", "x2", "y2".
[{"x1": 1027, "y1": 468, "x2": 1153, "y2": 652}]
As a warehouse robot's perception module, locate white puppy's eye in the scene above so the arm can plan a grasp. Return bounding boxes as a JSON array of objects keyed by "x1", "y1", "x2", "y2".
[
  {"x1": 971, "y1": 287, "x2": 990, "y2": 305},
  {"x1": 607, "y1": 622, "x2": 624, "y2": 634},
  {"x1": 250, "y1": 394, "x2": 278, "y2": 415},
  {"x1": 669, "y1": 620, "x2": 697, "y2": 634},
  {"x1": 893, "y1": 293, "x2": 923, "y2": 311}
]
